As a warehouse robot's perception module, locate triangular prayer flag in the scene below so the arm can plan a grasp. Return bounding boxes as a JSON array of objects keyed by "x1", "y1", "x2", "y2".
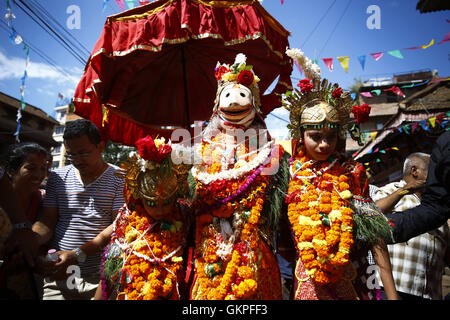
[
  {"x1": 125, "y1": 0, "x2": 136, "y2": 9},
  {"x1": 400, "y1": 83, "x2": 415, "y2": 88},
  {"x1": 379, "y1": 150, "x2": 386, "y2": 154},
  {"x1": 411, "y1": 122, "x2": 418, "y2": 133},
  {"x1": 102, "y1": 0, "x2": 110, "y2": 12},
  {"x1": 438, "y1": 32, "x2": 450, "y2": 44},
  {"x1": 350, "y1": 93, "x2": 356, "y2": 100},
  {"x1": 402, "y1": 125, "x2": 410, "y2": 134},
  {"x1": 281, "y1": 0, "x2": 284, "y2": 4},
  {"x1": 371, "y1": 89, "x2": 381, "y2": 96},
  {"x1": 322, "y1": 58, "x2": 333, "y2": 72},
  {"x1": 391, "y1": 147, "x2": 399, "y2": 151},
  {"x1": 115, "y1": 0, "x2": 125, "y2": 10},
  {"x1": 421, "y1": 39, "x2": 434, "y2": 49},
  {"x1": 376, "y1": 158, "x2": 381, "y2": 163},
  {"x1": 370, "y1": 132, "x2": 377, "y2": 141},
  {"x1": 370, "y1": 52, "x2": 384, "y2": 61},
  {"x1": 429, "y1": 117, "x2": 436, "y2": 128},
  {"x1": 139, "y1": 1, "x2": 149, "y2": 4},
  {"x1": 360, "y1": 92, "x2": 373, "y2": 97},
  {"x1": 357, "y1": 55, "x2": 366, "y2": 71},
  {"x1": 446, "y1": 111, "x2": 450, "y2": 117},
  {"x1": 337, "y1": 56, "x2": 349, "y2": 73},
  {"x1": 387, "y1": 49, "x2": 404, "y2": 59}
]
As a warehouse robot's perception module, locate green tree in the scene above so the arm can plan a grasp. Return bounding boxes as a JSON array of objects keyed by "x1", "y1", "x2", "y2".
[{"x1": 102, "y1": 140, "x2": 135, "y2": 166}]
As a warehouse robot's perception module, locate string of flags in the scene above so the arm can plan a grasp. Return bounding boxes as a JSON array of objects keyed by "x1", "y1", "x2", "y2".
[
  {"x1": 354, "y1": 111, "x2": 450, "y2": 160},
  {"x1": 109, "y1": 0, "x2": 150, "y2": 11},
  {"x1": 5, "y1": 0, "x2": 29, "y2": 142}
]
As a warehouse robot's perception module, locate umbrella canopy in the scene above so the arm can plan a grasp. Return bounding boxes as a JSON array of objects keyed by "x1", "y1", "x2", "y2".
[{"x1": 73, "y1": 0, "x2": 293, "y2": 146}]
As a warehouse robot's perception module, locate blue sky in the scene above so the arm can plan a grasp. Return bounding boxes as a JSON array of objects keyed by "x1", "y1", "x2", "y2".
[{"x1": 0, "y1": 0, "x2": 448, "y2": 139}]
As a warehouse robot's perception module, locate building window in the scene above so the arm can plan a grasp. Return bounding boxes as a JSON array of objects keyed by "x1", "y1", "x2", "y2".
[
  {"x1": 54, "y1": 126, "x2": 64, "y2": 135},
  {"x1": 56, "y1": 111, "x2": 66, "y2": 122},
  {"x1": 376, "y1": 123, "x2": 383, "y2": 130},
  {"x1": 52, "y1": 145, "x2": 61, "y2": 154},
  {"x1": 51, "y1": 161, "x2": 60, "y2": 169}
]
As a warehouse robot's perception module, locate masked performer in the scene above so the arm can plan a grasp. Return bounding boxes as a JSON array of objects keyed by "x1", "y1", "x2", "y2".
[
  {"x1": 282, "y1": 48, "x2": 398, "y2": 300},
  {"x1": 189, "y1": 54, "x2": 290, "y2": 300},
  {"x1": 98, "y1": 136, "x2": 191, "y2": 300}
]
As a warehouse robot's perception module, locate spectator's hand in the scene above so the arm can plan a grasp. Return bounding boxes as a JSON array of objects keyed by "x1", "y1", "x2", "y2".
[
  {"x1": 2, "y1": 229, "x2": 40, "y2": 267},
  {"x1": 401, "y1": 179, "x2": 426, "y2": 194},
  {"x1": 34, "y1": 254, "x2": 58, "y2": 277},
  {"x1": 47, "y1": 250, "x2": 77, "y2": 281}
]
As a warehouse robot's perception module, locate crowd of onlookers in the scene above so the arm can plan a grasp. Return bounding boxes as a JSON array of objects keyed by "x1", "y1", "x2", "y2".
[{"x1": 0, "y1": 119, "x2": 449, "y2": 300}]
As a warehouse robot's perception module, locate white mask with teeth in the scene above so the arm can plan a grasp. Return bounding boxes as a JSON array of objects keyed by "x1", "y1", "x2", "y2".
[{"x1": 217, "y1": 83, "x2": 256, "y2": 130}]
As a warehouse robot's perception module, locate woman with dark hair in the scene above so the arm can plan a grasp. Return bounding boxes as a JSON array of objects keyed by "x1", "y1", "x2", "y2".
[
  {"x1": 5, "y1": 142, "x2": 49, "y2": 223},
  {"x1": 1, "y1": 142, "x2": 49, "y2": 300}
]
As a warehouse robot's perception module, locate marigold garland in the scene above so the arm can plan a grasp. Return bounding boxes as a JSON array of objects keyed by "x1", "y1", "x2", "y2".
[
  {"x1": 286, "y1": 146, "x2": 354, "y2": 286},
  {"x1": 192, "y1": 135, "x2": 280, "y2": 300},
  {"x1": 111, "y1": 203, "x2": 185, "y2": 300}
]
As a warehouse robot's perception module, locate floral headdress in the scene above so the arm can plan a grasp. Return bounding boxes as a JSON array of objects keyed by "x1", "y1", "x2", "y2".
[
  {"x1": 284, "y1": 48, "x2": 371, "y2": 146},
  {"x1": 213, "y1": 53, "x2": 262, "y2": 114},
  {"x1": 119, "y1": 136, "x2": 191, "y2": 206}
]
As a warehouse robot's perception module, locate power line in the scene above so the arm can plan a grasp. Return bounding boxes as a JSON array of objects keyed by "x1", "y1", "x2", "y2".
[
  {"x1": 318, "y1": 0, "x2": 352, "y2": 58},
  {"x1": 27, "y1": 0, "x2": 91, "y2": 57},
  {"x1": 301, "y1": 0, "x2": 338, "y2": 48},
  {"x1": 12, "y1": 0, "x2": 87, "y2": 66}
]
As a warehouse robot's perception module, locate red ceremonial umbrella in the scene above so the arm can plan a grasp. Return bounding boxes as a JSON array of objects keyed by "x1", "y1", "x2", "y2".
[{"x1": 73, "y1": 0, "x2": 293, "y2": 146}]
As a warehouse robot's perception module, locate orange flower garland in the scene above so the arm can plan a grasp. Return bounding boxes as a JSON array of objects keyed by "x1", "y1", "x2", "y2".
[
  {"x1": 192, "y1": 136, "x2": 279, "y2": 300},
  {"x1": 118, "y1": 205, "x2": 185, "y2": 300},
  {"x1": 287, "y1": 146, "x2": 354, "y2": 286}
]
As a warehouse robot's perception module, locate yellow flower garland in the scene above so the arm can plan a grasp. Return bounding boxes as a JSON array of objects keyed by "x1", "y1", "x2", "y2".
[{"x1": 287, "y1": 147, "x2": 354, "y2": 286}]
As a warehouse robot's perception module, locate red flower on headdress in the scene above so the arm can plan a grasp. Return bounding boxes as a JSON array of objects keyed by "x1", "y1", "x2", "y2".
[
  {"x1": 332, "y1": 87, "x2": 343, "y2": 98},
  {"x1": 215, "y1": 66, "x2": 230, "y2": 81},
  {"x1": 136, "y1": 135, "x2": 158, "y2": 161},
  {"x1": 237, "y1": 70, "x2": 254, "y2": 87},
  {"x1": 297, "y1": 79, "x2": 314, "y2": 93},
  {"x1": 155, "y1": 143, "x2": 172, "y2": 162},
  {"x1": 135, "y1": 136, "x2": 172, "y2": 163},
  {"x1": 351, "y1": 104, "x2": 371, "y2": 124}
]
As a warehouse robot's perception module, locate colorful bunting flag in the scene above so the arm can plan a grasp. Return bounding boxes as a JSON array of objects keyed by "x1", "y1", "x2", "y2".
[
  {"x1": 371, "y1": 89, "x2": 381, "y2": 96},
  {"x1": 115, "y1": 0, "x2": 125, "y2": 10},
  {"x1": 438, "y1": 32, "x2": 450, "y2": 44},
  {"x1": 125, "y1": 0, "x2": 136, "y2": 9},
  {"x1": 360, "y1": 92, "x2": 373, "y2": 97},
  {"x1": 383, "y1": 85, "x2": 405, "y2": 97},
  {"x1": 387, "y1": 49, "x2": 404, "y2": 59},
  {"x1": 429, "y1": 117, "x2": 436, "y2": 128},
  {"x1": 102, "y1": 0, "x2": 110, "y2": 12},
  {"x1": 421, "y1": 39, "x2": 434, "y2": 49},
  {"x1": 370, "y1": 52, "x2": 384, "y2": 61},
  {"x1": 357, "y1": 55, "x2": 366, "y2": 71},
  {"x1": 337, "y1": 56, "x2": 349, "y2": 73},
  {"x1": 139, "y1": 1, "x2": 150, "y2": 4},
  {"x1": 322, "y1": 58, "x2": 333, "y2": 72}
]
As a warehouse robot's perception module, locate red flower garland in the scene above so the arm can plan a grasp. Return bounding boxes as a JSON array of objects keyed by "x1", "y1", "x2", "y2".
[
  {"x1": 297, "y1": 79, "x2": 314, "y2": 93},
  {"x1": 237, "y1": 70, "x2": 254, "y2": 87}
]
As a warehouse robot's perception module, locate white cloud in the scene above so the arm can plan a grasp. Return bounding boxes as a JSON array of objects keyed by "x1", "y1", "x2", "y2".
[{"x1": 0, "y1": 50, "x2": 81, "y2": 87}]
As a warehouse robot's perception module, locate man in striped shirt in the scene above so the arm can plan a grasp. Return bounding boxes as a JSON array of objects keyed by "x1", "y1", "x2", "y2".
[{"x1": 32, "y1": 119, "x2": 125, "y2": 300}]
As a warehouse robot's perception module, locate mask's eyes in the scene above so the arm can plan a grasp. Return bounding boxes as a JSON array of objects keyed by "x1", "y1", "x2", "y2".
[
  {"x1": 240, "y1": 92, "x2": 246, "y2": 97},
  {"x1": 225, "y1": 93, "x2": 230, "y2": 98}
]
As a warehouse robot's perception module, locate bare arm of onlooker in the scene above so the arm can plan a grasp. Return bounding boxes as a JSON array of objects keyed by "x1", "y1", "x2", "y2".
[
  {"x1": 372, "y1": 240, "x2": 399, "y2": 300},
  {"x1": 52, "y1": 224, "x2": 114, "y2": 279},
  {"x1": 93, "y1": 281, "x2": 103, "y2": 300},
  {"x1": 32, "y1": 206, "x2": 59, "y2": 247},
  {"x1": 375, "y1": 180, "x2": 426, "y2": 213}
]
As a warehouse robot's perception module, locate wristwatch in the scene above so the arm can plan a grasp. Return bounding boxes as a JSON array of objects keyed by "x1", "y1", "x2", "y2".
[
  {"x1": 12, "y1": 221, "x2": 33, "y2": 230},
  {"x1": 74, "y1": 247, "x2": 87, "y2": 264}
]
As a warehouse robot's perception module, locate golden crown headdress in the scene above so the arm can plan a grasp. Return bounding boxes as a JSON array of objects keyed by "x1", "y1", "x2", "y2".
[
  {"x1": 283, "y1": 48, "x2": 368, "y2": 145},
  {"x1": 118, "y1": 136, "x2": 191, "y2": 206},
  {"x1": 213, "y1": 53, "x2": 262, "y2": 114}
]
